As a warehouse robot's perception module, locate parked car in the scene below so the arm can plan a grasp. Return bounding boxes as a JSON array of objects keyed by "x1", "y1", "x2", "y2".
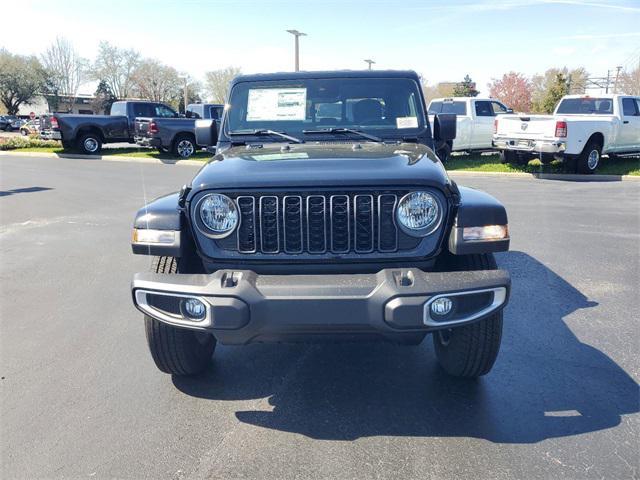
[
  {"x1": 20, "y1": 119, "x2": 40, "y2": 136},
  {"x1": 427, "y1": 97, "x2": 512, "y2": 160},
  {"x1": 493, "y1": 94, "x2": 640, "y2": 173},
  {"x1": 130, "y1": 70, "x2": 511, "y2": 378},
  {"x1": 1, "y1": 115, "x2": 25, "y2": 131},
  {"x1": 43, "y1": 101, "x2": 181, "y2": 154},
  {"x1": 185, "y1": 103, "x2": 224, "y2": 120},
  {"x1": 134, "y1": 104, "x2": 213, "y2": 157},
  {"x1": 0, "y1": 115, "x2": 10, "y2": 131}
]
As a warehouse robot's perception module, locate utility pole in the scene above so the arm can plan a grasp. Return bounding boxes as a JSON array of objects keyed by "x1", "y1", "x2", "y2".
[
  {"x1": 286, "y1": 30, "x2": 307, "y2": 71},
  {"x1": 364, "y1": 59, "x2": 375, "y2": 70},
  {"x1": 613, "y1": 65, "x2": 622, "y2": 94},
  {"x1": 605, "y1": 69, "x2": 610, "y2": 93},
  {"x1": 179, "y1": 74, "x2": 188, "y2": 114}
]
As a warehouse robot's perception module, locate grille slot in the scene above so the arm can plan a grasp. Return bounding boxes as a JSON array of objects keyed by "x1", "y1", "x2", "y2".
[
  {"x1": 330, "y1": 195, "x2": 350, "y2": 253},
  {"x1": 259, "y1": 196, "x2": 279, "y2": 253},
  {"x1": 237, "y1": 196, "x2": 257, "y2": 253},
  {"x1": 232, "y1": 192, "x2": 401, "y2": 255}
]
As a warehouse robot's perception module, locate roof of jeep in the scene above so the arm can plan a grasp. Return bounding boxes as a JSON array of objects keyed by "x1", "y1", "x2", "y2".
[{"x1": 230, "y1": 70, "x2": 420, "y2": 84}]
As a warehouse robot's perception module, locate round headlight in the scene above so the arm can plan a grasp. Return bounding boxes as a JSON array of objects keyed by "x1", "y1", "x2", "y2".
[
  {"x1": 199, "y1": 194, "x2": 238, "y2": 236},
  {"x1": 396, "y1": 191, "x2": 440, "y2": 236}
]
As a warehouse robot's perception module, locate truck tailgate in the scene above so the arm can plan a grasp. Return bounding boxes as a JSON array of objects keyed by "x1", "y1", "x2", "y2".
[
  {"x1": 135, "y1": 117, "x2": 152, "y2": 136},
  {"x1": 496, "y1": 114, "x2": 557, "y2": 138}
]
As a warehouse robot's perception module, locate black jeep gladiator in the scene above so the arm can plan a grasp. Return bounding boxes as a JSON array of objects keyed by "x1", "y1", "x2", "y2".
[{"x1": 131, "y1": 70, "x2": 511, "y2": 378}]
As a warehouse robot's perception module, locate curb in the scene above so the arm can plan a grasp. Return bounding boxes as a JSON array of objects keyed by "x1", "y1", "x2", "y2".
[
  {"x1": 446, "y1": 170, "x2": 639, "y2": 182},
  {"x1": 1, "y1": 150, "x2": 638, "y2": 181},
  {"x1": 0, "y1": 150, "x2": 204, "y2": 166}
]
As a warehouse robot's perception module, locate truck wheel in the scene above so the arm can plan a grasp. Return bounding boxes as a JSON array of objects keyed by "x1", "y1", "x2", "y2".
[
  {"x1": 576, "y1": 140, "x2": 601, "y2": 174},
  {"x1": 437, "y1": 142, "x2": 452, "y2": 163},
  {"x1": 77, "y1": 133, "x2": 102, "y2": 155},
  {"x1": 144, "y1": 256, "x2": 216, "y2": 375},
  {"x1": 432, "y1": 253, "x2": 503, "y2": 378},
  {"x1": 499, "y1": 150, "x2": 517, "y2": 164},
  {"x1": 172, "y1": 135, "x2": 196, "y2": 158}
]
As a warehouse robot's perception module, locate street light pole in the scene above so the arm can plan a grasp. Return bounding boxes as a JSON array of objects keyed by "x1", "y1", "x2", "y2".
[
  {"x1": 179, "y1": 75, "x2": 188, "y2": 114},
  {"x1": 286, "y1": 29, "x2": 307, "y2": 71},
  {"x1": 364, "y1": 59, "x2": 375, "y2": 70}
]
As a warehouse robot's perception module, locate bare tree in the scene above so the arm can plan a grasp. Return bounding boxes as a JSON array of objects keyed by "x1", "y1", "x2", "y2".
[
  {"x1": 420, "y1": 76, "x2": 455, "y2": 104},
  {"x1": 0, "y1": 49, "x2": 47, "y2": 115},
  {"x1": 205, "y1": 67, "x2": 242, "y2": 103},
  {"x1": 41, "y1": 37, "x2": 88, "y2": 112},
  {"x1": 91, "y1": 41, "x2": 140, "y2": 99},
  {"x1": 619, "y1": 66, "x2": 640, "y2": 95},
  {"x1": 131, "y1": 59, "x2": 181, "y2": 103}
]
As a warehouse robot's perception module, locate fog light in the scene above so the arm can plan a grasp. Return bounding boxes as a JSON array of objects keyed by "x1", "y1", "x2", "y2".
[
  {"x1": 431, "y1": 297, "x2": 453, "y2": 316},
  {"x1": 180, "y1": 298, "x2": 206, "y2": 321}
]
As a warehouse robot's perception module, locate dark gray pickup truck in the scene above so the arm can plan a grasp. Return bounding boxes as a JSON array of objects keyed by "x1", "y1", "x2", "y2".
[
  {"x1": 46, "y1": 100, "x2": 180, "y2": 154},
  {"x1": 131, "y1": 70, "x2": 511, "y2": 379},
  {"x1": 134, "y1": 103, "x2": 223, "y2": 158}
]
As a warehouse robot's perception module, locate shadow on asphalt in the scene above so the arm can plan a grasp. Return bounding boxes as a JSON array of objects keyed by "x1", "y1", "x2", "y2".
[
  {"x1": 172, "y1": 251, "x2": 639, "y2": 443},
  {"x1": 0, "y1": 186, "x2": 53, "y2": 197}
]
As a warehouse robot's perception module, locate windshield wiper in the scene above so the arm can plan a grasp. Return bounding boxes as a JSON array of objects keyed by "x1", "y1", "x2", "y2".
[
  {"x1": 302, "y1": 128, "x2": 383, "y2": 143},
  {"x1": 228, "y1": 129, "x2": 303, "y2": 144}
]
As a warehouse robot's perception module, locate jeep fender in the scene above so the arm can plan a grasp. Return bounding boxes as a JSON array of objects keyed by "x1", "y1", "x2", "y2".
[{"x1": 448, "y1": 186, "x2": 510, "y2": 255}]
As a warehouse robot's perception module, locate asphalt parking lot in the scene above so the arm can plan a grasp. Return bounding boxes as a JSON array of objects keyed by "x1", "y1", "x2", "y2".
[{"x1": 1, "y1": 154, "x2": 638, "y2": 480}]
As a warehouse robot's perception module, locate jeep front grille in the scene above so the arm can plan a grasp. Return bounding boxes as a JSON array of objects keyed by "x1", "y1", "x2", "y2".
[{"x1": 232, "y1": 193, "x2": 400, "y2": 254}]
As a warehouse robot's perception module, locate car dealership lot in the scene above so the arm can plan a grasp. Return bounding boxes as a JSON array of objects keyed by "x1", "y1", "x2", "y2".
[{"x1": 1, "y1": 154, "x2": 638, "y2": 480}]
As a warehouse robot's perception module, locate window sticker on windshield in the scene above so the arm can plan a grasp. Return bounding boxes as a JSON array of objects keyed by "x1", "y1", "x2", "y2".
[
  {"x1": 247, "y1": 88, "x2": 307, "y2": 121},
  {"x1": 396, "y1": 117, "x2": 418, "y2": 129}
]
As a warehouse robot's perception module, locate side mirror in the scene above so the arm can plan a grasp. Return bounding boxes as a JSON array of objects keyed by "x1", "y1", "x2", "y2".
[
  {"x1": 195, "y1": 119, "x2": 218, "y2": 147},
  {"x1": 433, "y1": 113, "x2": 456, "y2": 143}
]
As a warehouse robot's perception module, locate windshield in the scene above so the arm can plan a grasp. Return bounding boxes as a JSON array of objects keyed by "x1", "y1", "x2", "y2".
[
  {"x1": 225, "y1": 77, "x2": 426, "y2": 140},
  {"x1": 556, "y1": 98, "x2": 614, "y2": 115},
  {"x1": 428, "y1": 101, "x2": 467, "y2": 115}
]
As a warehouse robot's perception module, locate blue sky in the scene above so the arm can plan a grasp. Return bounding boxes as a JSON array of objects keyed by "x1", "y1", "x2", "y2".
[{"x1": 3, "y1": 0, "x2": 639, "y2": 95}]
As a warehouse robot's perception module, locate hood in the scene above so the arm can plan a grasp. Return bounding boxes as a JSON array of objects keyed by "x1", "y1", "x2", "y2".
[{"x1": 189, "y1": 142, "x2": 451, "y2": 193}]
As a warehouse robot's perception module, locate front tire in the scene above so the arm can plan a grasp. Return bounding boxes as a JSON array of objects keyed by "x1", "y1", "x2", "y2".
[
  {"x1": 144, "y1": 256, "x2": 216, "y2": 375},
  {"x1": 432, "y1": 253, "x2": 503, "y2": 378},
  {"x1": 576, "y1": 140, "x2": 601, "y2": 174},
  {"x1": 437, "y1": 142, "x2": 452, "y2": 163}
]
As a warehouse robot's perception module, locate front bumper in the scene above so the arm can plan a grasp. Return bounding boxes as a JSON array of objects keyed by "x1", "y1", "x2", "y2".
[
  {"x1": 135, "y1": 136, "x2": 162, "y2": 148},
  {"x1": 131, "y1": 268, "x2": 510, "y2": 345},
  {"x1": 493, "y1": 137, "x2": 566, "y2": 154}
]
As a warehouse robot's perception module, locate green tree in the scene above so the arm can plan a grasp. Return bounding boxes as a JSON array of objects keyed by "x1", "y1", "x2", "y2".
[
  {"x1": 0, "y1": 49, "x2": 47, "y2": 115},
  {"x1": 534, "y1": 73, "x2": 568, "y2": 114},
  {"x1": 452, "y1": 74, "x2": 479, "y2": 97},
  {"x1": 531, "y1": 67, "x2": 588, "y2": 113},
  {"x1": 91, "y1": 80, "x2": 117, "y2": 114}
]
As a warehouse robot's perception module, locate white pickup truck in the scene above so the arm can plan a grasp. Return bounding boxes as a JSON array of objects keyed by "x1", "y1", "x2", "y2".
[
  {"x1": 493, "y1": 94, "x2": 640, "y2": 173},
  {"x1": 428, "y1": 97, "x2": 513, "y2": 160}
]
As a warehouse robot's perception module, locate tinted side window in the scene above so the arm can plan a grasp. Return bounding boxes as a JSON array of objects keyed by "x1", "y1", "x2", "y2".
[
  {"x1": 622, "y1": 98, "x2": 639, "y2": 116},
  {"x1": 133, "y1": 103, "x2": 154, "y2": 117},
  {"x1": 210, "y1": 106, "x2": 223, "y2": 120},
  {"x1": 475, "y1": 101, "x2": 493, "y2": 117},
  {"x1": 186, "y1": 105, "x2": 203, "y2": 119},
  {"x1": 492, "y1": 102, "x2": 508, "y2": 114},
  {"x1": 154, "y1": 105, "x2": 177, "y2": 118}
]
